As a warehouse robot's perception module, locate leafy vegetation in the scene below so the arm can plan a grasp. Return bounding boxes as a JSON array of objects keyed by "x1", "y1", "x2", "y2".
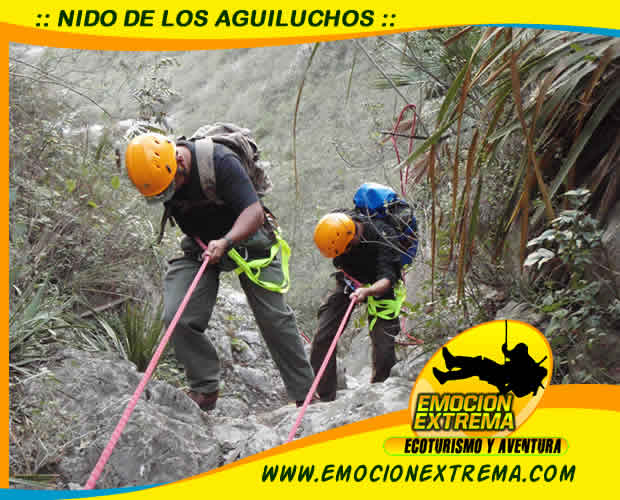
[
  {"x1": 8, "y1": 31, "x2": 620, "y2": 483},
  {"x1": 365, "y1": 28, "x2": 619, "y2": 381},
  {"x1": 371, "y1": 29, "x2": 620, "y2": 296},
  {"x1": 92, "y1": 302, "x2": 166, "y2": 372},
  {"x1": 524, "y1": 189, "x2": 619, "y2": 383},
  {"x1": 10, "y1": 33, "x2": 619, "y2": 387},
  {"x1": 9, "y1": 48, "x2": 175, "y2": 483}
]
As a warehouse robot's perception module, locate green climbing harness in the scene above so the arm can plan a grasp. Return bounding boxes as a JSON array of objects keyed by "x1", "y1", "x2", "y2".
[
  {"x1": 227, "y1": 232, "x2": 291, "y2": 293},
  {"x1": 366, "y1": 280, "x2": 407, "y2": 330}
]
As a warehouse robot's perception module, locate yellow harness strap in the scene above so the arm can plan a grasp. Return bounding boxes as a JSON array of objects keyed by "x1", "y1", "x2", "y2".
[
  {"x1": 366, "y1": 280, "x2": 407, "y2": 330},
  {"x1": 227, "y1": 232, "x2": 291, "y2": 293}
]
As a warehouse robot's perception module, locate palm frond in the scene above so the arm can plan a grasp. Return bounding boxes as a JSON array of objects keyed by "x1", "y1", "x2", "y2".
[{"x1": 375, "y1": 27, "x2": 620, "y2": 293}]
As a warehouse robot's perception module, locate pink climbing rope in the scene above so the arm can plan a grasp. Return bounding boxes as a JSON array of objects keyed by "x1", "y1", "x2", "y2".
[
  {"x1": 84, "y1": 248, "x2": 211, "y2": 489},
  {"x1": 287, "y1": 297, "x2": 356, "y2": 443}
]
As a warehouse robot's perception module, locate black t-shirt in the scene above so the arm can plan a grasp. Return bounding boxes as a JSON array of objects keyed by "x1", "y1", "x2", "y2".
[
  {"x1": 333, "y1": 217, "x2": 402, "y2": 296},
  {"x1": 166, "y1": 142, "x2": 259, "y2": 242}
]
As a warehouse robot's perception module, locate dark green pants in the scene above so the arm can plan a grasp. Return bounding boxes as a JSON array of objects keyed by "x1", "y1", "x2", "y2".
[
  {"x1": 310, "y1": 280, "x2": 398, "y2": 401},
  {"x1": 164, "y1": 252, "x2": 315, "y2": 401}
]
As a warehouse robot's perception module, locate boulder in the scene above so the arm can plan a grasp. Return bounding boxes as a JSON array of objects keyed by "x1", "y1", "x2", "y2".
[{"x1": 12, "y1": 283, "x2": 425, "y2": 489}]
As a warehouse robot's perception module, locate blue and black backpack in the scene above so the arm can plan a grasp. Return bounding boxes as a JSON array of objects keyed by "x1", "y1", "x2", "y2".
[{"x1": 353, "y1": 182, "x2": 418, "y2": 267}]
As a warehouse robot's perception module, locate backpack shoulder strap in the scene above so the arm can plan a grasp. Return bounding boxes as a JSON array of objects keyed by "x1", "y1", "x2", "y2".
[
  {"x1": 192, "y1": 137, "x2": 222, "y2": 204},
  {"x1": 156, "y1": 203, "x2": 176, "y2": 244}
]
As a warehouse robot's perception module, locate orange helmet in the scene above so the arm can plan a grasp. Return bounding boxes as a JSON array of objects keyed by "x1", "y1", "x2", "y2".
[
  {"x1": 314, "y1": 213, "x2": 356, "y2": 258},
  {"x1": 125, "y1": 133, "x2": 177, "y2": 202}
]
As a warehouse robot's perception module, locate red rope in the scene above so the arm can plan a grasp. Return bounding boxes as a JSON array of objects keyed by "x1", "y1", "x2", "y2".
[
  {"x1": 395, "y1": 331, "x2": 424, "y2": 346},
  {"x1": 299, "y1": 330, "x2": 312, "y2": 344},
  {"x1": 339, "y1": 270, "x2": 363, "y2": 289},
  {"x1": 84, "y1": 242, "x2": 210, "y2": 489},
  {"x1": 390, "y1": 104, "x2": 418, "y2": 197}
]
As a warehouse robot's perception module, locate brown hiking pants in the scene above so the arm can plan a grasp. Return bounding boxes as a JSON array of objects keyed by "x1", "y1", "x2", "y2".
[{"x1": 310, "y1": 280, "x2": 398, "y2": 401}]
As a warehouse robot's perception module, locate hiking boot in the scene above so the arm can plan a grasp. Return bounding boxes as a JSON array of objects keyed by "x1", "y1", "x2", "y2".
[
  {"x1": 296, "y1": 392, "x2": 321, "y2": 407},
  {"x1": 319, "y1": 392, "x2": 336, "y2": 403},
  {"x1": 442, "y1": 347, "x2": 457, "y2": 370},
  {"x1": 433, "y1": 367, "x2": 448, "y2": 385},
  {"x1": 187, "y1": 390, "x2": 219, "y2": 411}
]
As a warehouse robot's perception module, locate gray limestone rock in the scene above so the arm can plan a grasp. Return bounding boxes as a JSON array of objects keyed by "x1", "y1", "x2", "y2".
[{"x1": 12, "y1": 283, "x2": 422, "y2": 490}]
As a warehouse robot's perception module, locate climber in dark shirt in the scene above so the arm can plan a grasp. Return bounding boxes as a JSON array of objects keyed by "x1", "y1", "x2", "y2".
[
  {"x1": 311, "y1": 212, "x2": 403, "y2": 401},
  {"x1": 125, "y1": 133, "x2": 315, "y2": 411}
]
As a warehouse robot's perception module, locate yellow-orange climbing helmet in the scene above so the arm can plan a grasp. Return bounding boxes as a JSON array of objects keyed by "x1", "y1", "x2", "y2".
[
  {"x1": 125, "y1": 133, "x2": 177, "y2": 203},
  {"x1": 313, "y1": 213, "x2": 356, "y2": 258}
]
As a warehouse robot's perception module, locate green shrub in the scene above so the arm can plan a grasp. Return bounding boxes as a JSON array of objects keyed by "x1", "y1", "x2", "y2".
[
  {"x1": 90, "y1": 301, "x2": 166, "y2": 372},
  {"x1": 525, "y1": 189, "x2": 620, "y2": 383}
]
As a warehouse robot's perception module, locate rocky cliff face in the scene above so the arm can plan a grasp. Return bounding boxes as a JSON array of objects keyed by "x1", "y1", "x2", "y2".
[{"x1": 12, "y1": 286, "x2": 431, "y2": 489}]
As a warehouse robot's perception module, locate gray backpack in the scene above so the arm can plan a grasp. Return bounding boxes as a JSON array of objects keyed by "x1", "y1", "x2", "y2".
[
  {"x1": 157, "y1": 123, "x2": 273, "y2": 243},
  {"x1": 183, "y1": 122, "x2": 273, "y2": 204}
]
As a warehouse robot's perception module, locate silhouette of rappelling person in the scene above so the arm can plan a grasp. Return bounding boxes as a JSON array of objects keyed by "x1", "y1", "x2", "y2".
[{"x1": 433, "y1": 342, "x2": 548, "y2": 398}]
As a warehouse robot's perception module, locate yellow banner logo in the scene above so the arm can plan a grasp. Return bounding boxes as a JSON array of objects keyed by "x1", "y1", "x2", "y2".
[{"x1": 409, "y1": 320, "x2": 553, "y2": 437}]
